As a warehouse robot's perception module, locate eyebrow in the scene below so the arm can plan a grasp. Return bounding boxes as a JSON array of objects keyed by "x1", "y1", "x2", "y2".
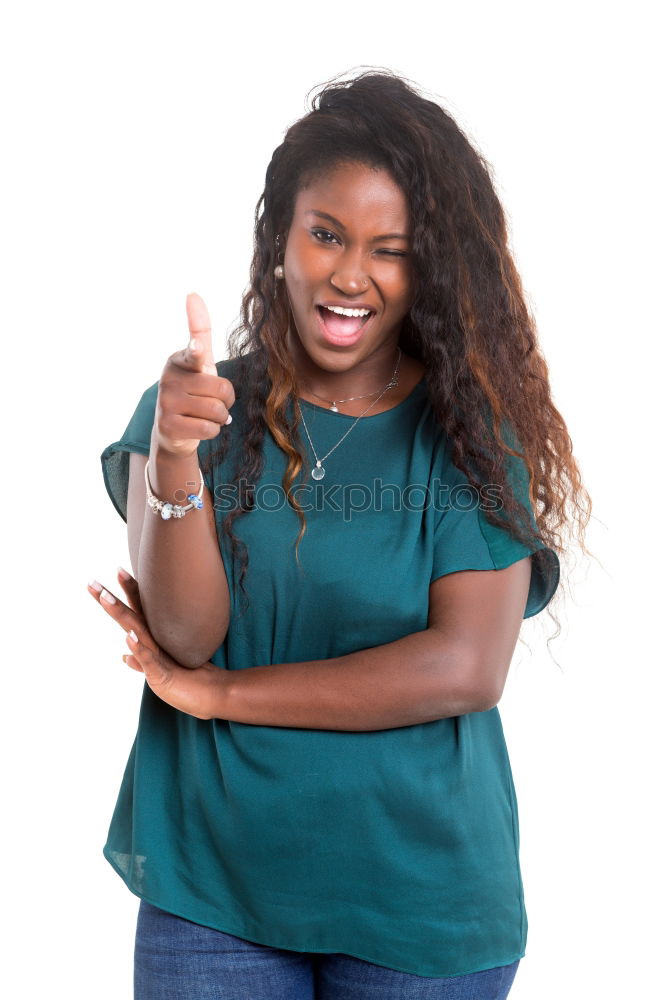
[{"x1": 305, "y1": 210, "x2": 410, "y2": 242}]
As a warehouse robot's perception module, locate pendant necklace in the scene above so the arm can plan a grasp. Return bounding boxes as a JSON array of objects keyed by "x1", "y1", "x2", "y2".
[{"x1": 298, "y1": 347, "x2": 402, "y2": 481}]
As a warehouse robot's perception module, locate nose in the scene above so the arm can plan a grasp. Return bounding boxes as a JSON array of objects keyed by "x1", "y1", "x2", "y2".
[
  {"x1": 330, "y1": 272, "x2": 369, "y2": 295},
  {"x1": 330, "y1": 249, "x2": 370, "y2": 294}
]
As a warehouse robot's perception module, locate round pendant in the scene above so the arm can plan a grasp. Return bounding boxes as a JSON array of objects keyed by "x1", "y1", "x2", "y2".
[
  {"x1": 311, "y1": 463, "x2": 325, "y2": 480},
  {"x1": 330, "y1": 404, "x2": 339, "y2": 412}
]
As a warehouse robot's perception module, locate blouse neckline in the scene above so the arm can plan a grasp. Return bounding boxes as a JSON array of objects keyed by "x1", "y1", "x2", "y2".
[{"x1": 295, "y1": 375, "x2": 427, "y2": 422}]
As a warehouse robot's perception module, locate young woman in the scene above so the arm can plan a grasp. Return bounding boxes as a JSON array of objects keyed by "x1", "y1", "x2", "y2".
[{"x1": 89, "y1": 69, "x2": 591, "y2": 999}]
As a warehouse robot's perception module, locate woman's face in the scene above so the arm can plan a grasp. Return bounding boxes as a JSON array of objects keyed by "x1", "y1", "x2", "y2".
[{"x1": 282, "y1": 161, "x2": 415, "y2": 380}]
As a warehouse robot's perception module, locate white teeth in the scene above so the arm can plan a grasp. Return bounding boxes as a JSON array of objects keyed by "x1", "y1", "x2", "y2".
[{"x1": 323, "y1": 305, "x2": 371, "y2": 318}]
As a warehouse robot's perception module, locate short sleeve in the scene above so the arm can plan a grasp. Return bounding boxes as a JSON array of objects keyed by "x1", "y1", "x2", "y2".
[
  {"x1": 100, "y1": 380, "x2": 159, "y2": 522},
  {"x1": 430, "y1": 451, "x2": 560, "y2": 620},
  {"x1": 100, "y1": 380, "x2": 217, "y2": 523}
]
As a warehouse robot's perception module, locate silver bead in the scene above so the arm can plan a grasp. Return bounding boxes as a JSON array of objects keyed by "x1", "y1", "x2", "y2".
[{"x1": 274, "y1": 264, "x2": 284, "y2": 279}]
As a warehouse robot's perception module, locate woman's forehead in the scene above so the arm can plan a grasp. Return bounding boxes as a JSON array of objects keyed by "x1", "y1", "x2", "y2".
[{"x1": 292, "y1": 163, "x2": 410, "y2": 230}]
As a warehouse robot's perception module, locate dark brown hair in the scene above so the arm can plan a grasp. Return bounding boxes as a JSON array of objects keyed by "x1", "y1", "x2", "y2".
[{"x1": 201, "y1": 67, "x2": 593, "y2": 649}]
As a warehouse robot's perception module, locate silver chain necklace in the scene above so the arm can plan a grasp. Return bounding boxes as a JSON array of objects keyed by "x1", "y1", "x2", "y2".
[
  {"x1": 298, "y1": 348, "x2": 402, "y2": 481},
  {"x1": 304, "y1": 357, "x2": 400, "y2": 411}
]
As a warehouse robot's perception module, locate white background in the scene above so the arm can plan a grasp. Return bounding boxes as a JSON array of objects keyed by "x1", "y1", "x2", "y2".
[{"x1": 2, "y1": 1, "x2": 663, "y2": 996}]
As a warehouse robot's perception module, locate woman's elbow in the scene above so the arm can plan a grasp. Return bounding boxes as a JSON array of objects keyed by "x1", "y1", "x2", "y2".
[{"x1": 150, "y1": 618, "x2": 229, "y2": 669}]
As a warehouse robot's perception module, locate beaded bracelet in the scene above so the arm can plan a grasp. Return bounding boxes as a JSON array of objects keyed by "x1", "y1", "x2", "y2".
[{"x1": 144, "y1": 460, "x2": 205, "y2": 520}]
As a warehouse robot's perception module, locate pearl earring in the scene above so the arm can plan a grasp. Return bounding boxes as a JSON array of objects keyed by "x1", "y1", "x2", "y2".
[{"x1": 274, "y1": 233, "x2": 285, "y2": 279}]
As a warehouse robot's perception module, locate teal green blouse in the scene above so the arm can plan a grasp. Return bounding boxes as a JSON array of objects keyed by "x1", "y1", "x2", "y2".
[{"x1": 101, "y1": 356, "x2": 559, "y2": 978}]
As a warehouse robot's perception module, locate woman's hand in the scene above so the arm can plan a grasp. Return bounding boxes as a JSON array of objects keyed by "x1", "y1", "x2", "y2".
[
  {"x1": 87, "y1": 568, "x2": 229, "y2": 721},
  {"x1": 152, "y1": 292, "x2": 236, "y2": 459}
]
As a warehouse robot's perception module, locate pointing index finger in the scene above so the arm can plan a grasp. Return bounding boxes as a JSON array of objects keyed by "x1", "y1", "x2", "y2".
[{"x1": 186, "y1": 292, "x2": 217, "y2": 376}]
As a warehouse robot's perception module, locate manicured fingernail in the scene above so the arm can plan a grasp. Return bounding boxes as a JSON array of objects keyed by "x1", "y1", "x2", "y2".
[
  {"x1": 128, "y1": 629, "x2": 138, "y2": 642},
  {"x1": 89, "y1": 580, "x2": 103, "y2": 592},
  {"x1": 117, "y1": 566, "x2": 130, "y2": 580},
  {"x1": 189, "y1": 338, "x2": 198, "y2": 351},
  {"x1": 100, "y1": 588, "x2": 116, "y2": 604},
  {"x1": 225, "y1": 414, "x2": 232, "y2": 425}
]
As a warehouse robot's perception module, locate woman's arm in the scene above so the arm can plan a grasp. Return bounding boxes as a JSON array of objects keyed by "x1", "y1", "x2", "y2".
[
  {"x1": 90, "y1": 558, "x2": 532, "y2": 730},
  {"x1": 124, "y1": 294, "x2": 234, "y2": 668},
  {"x1": 214, "y1": 557, "x2": 532, "y2": 730},
  {"x1": 127, "y1": 447, "x2": 230, "y2": 668}
]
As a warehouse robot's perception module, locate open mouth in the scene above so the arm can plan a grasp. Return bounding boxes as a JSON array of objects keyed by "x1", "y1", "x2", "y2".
[{"x1": 315, "y1": 304, "x2": 376, "y2": 339}]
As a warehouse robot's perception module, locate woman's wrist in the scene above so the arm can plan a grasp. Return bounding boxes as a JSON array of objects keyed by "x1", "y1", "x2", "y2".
[{"x1": 148, "y1": 436, "x2": 204, "y2": 505}]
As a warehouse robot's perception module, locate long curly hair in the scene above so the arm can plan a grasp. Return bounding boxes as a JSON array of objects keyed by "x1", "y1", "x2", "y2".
[{"x1": 201, "y1": 67, "x2": 593, "y2": 650}]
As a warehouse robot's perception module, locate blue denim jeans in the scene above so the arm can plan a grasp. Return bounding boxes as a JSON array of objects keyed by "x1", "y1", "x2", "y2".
[{"x1": 134, "y1": 900, "x2": 521, "y2": 999}]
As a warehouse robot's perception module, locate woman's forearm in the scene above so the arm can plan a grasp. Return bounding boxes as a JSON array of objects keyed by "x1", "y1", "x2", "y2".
[
  {"x1": 132, "y1": 441, "x2": 230, "y2": 667},
  {"x1": 216, "y1": 629, "x2": 492, "y2": 731},
  {"x1": 90, "y1": 576, "x2": 496, "y2": 728}
]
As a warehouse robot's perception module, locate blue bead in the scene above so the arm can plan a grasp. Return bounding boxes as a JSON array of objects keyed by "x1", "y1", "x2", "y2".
[
  {"x1": 187, "y1": 494, "x2": 204, "y2": 509},
  {"x1": 160, "y1": 503, "x2": 173, "y2": 520}
]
